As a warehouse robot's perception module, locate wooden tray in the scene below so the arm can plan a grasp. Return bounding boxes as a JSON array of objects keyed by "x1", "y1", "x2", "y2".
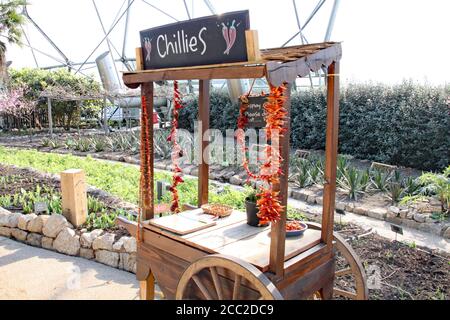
[{"x1": 147, "y1": 214, "x2": 216, "y2": 235}]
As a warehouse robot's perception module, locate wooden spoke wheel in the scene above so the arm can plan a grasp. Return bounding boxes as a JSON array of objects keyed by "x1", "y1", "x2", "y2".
[
  {"x1": 176, "y1": 254, "x2": 283, "y2": 300},
  {"x1": 307, "y1": 222, "x2": 368, "y2": 300},
  {"x1": 333, "y1": 232, "x2": 368, "y2": 300}
]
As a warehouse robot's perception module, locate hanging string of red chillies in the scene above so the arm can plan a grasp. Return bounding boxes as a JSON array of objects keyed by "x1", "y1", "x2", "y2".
[
  {"x1": 167, "y1": 80, "x2": 184, "y2": 213},
  {"x1": 236, "y1": 83, "x2": 288, "y2": 224},
  {"x1": 138, "y1": 95, "x2": 152, "y2": 241},
  {"x1": 236, "y1": 80, "x2": 262, "y2": 182},
  {"x1": 257, "y1": 84, "x2": 288, "y2": 224}
]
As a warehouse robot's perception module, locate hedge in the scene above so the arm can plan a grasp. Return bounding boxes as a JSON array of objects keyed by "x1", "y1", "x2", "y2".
[{"x1": 178, "y1": 82, "x2": 449, "y2": 172}]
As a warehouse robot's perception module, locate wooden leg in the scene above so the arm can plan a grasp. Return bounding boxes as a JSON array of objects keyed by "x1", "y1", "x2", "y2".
[
  {"x1": 319, "y1": 282, "x2": 334, "y2": 300},
  {"x1": 139, "y1": 271, "x2": 155, "y2": 300}
]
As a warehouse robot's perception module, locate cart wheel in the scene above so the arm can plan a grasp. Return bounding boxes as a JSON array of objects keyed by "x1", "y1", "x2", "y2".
[
  {"x1": 176, "y1": 254, "x2": 283, "y2": 300},
  {"x1": 306, "y1": 222, "x2": 368, "y2": 300}
]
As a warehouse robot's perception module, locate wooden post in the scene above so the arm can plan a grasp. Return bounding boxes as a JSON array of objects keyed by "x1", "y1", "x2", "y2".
[
  {"x1": 245, "y1": 30, "x2": 261, "y2": 62},
  {"x1": 60, "y1": 169, "x2": 88, "y2": 227},
  {"x1": 103, "y1": 98, "x2": 109, "y2": 134},
  {"x1": 269, "y1": 84, "x2": 291, "y2": 277},
  {"x1": 47, "y1": 97, "x2": 53, "y2": 137},
  {"x1": 321, "y1": 61, "x2": 340, "y2": 248},
  {"x1": 197, "y1": 80, "x2": 210, "y2": 206},
  {"x1": 135, "y1": 47, "x2": 144, "y2": 71},
  {"x1": 141, "y1": 82, "x2": 155, "y2": 220},
  {"x1": 140, "y1": 272, "x2": 155, "y2": 300}
]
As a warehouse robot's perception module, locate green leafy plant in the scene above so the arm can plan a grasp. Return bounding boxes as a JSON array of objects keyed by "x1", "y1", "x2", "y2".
[
  {"x1": 403, "y1": 176, "x2": 421, "y2": 195},
  {"x1": 92, "y1": 137, "x2": 106, "y2": 152},
  {"x1": 387, "y1": 181, "x2": 406, "y2": 204},
  {"x1": 370, "y1": 169, "x2": 389, "y2": 191},
  {"x1": 244, "y1": 186, "x2": 258, "y2": 203},
  {"x1": 417, "y1": 169, "x2": 450, "y2": 215},
  {"x1": 293, "y1": 159, "x2": 312, "y2": 188},
  {"x1": 338, "y1": 167, "x2": 370, "y2": 200}
]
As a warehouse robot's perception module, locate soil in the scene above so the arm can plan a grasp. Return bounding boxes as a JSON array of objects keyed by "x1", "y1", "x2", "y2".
[
  {"x1": 0, "y1": 163, "x2": 448, "y2": 300},
  {"x1": 0, "y1": 164, "x2": 135, "y2": 235},
  {"x1": 0, "y1": 165, "x2": 61, "y2": 196},
  {"x1": 333, "y1": 223, "x2": 449, "y2": 300}
]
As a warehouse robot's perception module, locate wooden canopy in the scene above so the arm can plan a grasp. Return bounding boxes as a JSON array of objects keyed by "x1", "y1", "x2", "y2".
[
  {"x1": 123, "y1": 42, "x2": 341, "y2": 87},
  {"x1": 123, "y1": 41, "x2": 341, "y2": 277}
]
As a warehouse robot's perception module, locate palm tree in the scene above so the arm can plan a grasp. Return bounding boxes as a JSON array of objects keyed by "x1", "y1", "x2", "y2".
[{"x1": 0, "y1": 0, "x2": 25, "y2": 89}]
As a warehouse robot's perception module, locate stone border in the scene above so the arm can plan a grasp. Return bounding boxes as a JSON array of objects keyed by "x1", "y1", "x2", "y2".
[
  {"x1": 2, "y1": 145, "x2": 449, "y2": 239},
  {"x1": 0, "y1": 207, "x2": 137, "y2": 273},
  {"x1": 290, "y1": 187, "x2": 450, "y2": 239}
]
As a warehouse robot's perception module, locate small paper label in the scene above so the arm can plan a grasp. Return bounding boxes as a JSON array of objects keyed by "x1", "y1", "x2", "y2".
[{"x1": 34, "y1": 202, "x2": 48, "y2": 214}]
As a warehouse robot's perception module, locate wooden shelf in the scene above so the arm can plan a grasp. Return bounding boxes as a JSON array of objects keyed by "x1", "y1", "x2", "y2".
[{"x1": 143, "y1": 209, "x2": 322, "y2": 272}]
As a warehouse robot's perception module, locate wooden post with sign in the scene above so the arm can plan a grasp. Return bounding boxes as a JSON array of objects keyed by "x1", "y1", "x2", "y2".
[{"x1": 61, "y1": 169, "x2": 88, "y2": 227}]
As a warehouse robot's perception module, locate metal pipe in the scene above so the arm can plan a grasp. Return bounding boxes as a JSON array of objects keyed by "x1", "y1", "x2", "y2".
[
  {"x1": 141, "y1": 0, "x2": 179, "y2": 21},
  {"x1": 47, "y1": 97, "x2": 53, "y2": 137},
  {"x1": 292, "y1": 0, "x2": 313, "y2": 88},
  {"x1": 21, "y1": 27, "x2": 39, "y2": 68},
  {"x1": 325, "y1": 0, "x2": 340, "y2": 41},
  {"x1": 183, "y1": 0, "x2": 191, "y2": 19},
  {"x1": 75, "y1": 0, "x2": 135, "y2": 75},
  {"x1": 22, "y1": 5, "x2": 71, "y2": 67},
  {"x1": 92, "y1": 0, "x2": 122, "y2": 89},
  {"x1": 122, "y1": 0, "x2": 132, "y2": 61},
  {"x1": 203, "y1": 0, "x2": 217, "y2": 14},
  {"x1": 282, "y1": 0, "x2": 327, "y2": 47}
]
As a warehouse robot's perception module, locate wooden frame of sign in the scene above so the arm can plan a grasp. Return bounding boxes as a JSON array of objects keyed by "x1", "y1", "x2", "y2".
[{"x1": 135, "y1": 30, "x2": 261, "y2": 72}]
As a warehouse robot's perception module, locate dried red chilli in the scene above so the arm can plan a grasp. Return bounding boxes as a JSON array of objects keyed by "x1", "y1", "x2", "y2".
[
  {"x1": 256, "y1": 84, "x2": 288, "y2": 224},
  {"x1": 236, "y1": 84, "x2": 288, "y2": 224},
  {"x1": 236, "y1": 95, "x2": 261, "y2": 182},
  {"x1": 168, "y1": 80, "x2": 184, "y2": 213},
  {"x1": 138, "y1": 95, "x2": 152, "y2": 241}
]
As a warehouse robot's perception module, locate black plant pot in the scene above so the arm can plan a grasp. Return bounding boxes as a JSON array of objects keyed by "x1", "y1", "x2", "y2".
[{"x1": 245, "y1": 199, "x2": 261, "y2": 227}]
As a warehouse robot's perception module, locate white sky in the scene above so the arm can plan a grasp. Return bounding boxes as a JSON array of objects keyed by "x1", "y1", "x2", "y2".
[{"x1": 6, "y1": 0, "x2": 450, "y2": 85}]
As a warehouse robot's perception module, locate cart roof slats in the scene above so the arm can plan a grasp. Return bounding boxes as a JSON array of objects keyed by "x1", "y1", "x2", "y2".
[{"x1": 123, "y1": 42, "x2": 341, "y2": 87}]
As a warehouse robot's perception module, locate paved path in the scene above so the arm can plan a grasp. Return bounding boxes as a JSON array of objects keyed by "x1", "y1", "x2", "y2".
[{"x1": 0, "y1": 236, "x2": 141, "y2": 300}]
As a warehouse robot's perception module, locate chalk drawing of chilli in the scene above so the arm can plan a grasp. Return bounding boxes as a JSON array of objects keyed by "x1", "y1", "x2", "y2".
[
  {"x1": 144, "y1": 37, "x2": 152, "y2": 62},
  {"x1": 221, "y1": 20, "x2": 240, "y2": 55}
]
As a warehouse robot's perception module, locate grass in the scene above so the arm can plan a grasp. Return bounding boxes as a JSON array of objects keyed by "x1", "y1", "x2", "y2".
[
  {"x1": 0, "y1": 147, "x2": 248, "y2": 210},
  {"x1": 0, "y1": 147, "x2": 309, "y2": 223}
]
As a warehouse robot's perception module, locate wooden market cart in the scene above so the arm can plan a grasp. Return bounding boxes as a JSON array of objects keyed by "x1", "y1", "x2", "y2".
[{"x1": 118, "y1": 41, "x2": 368, "y2": 300}]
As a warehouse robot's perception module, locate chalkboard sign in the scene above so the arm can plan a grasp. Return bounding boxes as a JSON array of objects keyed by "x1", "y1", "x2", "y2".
[
  {"x1": 244, "y1": 95, "x2": 268, "y2": 128},
  {"x1": 140, "y1": 10, "x2": 250, "y2": 70}
]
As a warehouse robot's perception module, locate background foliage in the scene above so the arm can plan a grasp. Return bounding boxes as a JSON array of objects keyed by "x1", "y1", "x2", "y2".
[
  {"x1": 9, "y1": 68, "x2": 102, "y2": 129},
  {"x1": 179, "y1": 82, "x2": 450, "y2": 171}
]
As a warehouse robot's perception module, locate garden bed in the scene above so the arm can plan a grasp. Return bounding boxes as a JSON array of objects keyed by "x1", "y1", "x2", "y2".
[
  {"x1": 334, "y1": 223, "x2": 449, "y2": 300},
  {"x1": 0, "y1": 137, "x2": 448, "y2": 239}
]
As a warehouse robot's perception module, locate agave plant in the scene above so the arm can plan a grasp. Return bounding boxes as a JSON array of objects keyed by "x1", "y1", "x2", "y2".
[
  {"x1": 336, "y1": 155, "x2": 349, "y2": 181},
  {"x1": 48, "y1": 139, "x2": 62, "y2": 149},
  {"x1": 370, "y1": 169, "x2": 389, "y2": 191},
  {"x1": 293, "y1": 159, "x2": 312, "y2": 188},
  {"x1": 64, "y1": 138, "x2": 76, "y2": 150},
  {"x1": 154, "y1": 129, "x2": 172, "y2": 159},
  {"x1": 41, "y1": 138, "x2": 51, "y2": 147},
  {"x1": 338, "y1": 167, "x2": 370, "y2": 201},
  {"x1": 308, "y1": 162, "x2": 322, "y2": 185},
  {"x1": 92, "y1": 137, "x2": 106, "y2": 152},
  {"x1": 387, "y1": 181, "x2": 406, "y2": 204},
  {"x1": 403, "y1": 176, "x2": 421, "y2": 195}
]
